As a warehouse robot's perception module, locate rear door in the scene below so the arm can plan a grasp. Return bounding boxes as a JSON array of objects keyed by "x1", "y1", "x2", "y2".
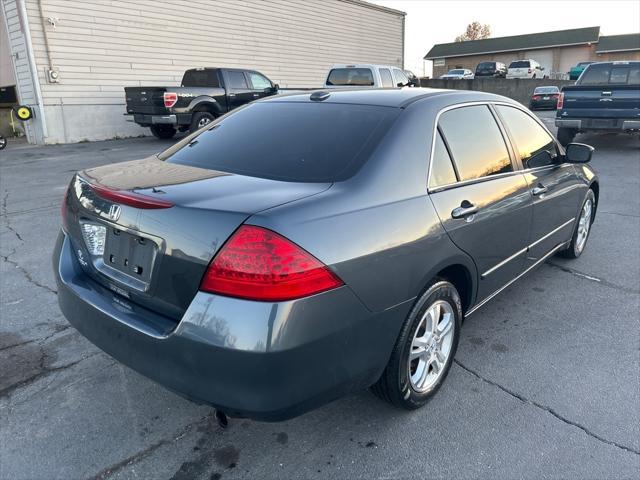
[
  {"x1": 428, "y1": 104, "x2": 533, "y2": 300},
  {"x1": 223, "y1": 70, "x2": 254, "y2": 110},
  {"x1": 495, "y1": 104, "x2": 583, "y2": 266}
]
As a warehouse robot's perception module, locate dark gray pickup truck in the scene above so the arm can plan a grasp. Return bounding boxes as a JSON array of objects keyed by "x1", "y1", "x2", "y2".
[
  {"x1": 125, "y1": 68, "x2": 278, "y2": 139},
  {"x1": 556, "y1": 61, "x2": 640, "y2": 145}
]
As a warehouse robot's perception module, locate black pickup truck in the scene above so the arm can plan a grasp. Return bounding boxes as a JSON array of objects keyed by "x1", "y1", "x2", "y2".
[
  {"x1": 125, "y1": 68, "x2": 278, "y2": 139},
  {"x1": 556, "y1": 61, "x2": 640, "y2": 145}
]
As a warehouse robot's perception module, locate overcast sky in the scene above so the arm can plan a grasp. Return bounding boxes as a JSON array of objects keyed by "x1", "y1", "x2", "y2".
[{"x1": 371, "y1": 0, "x2": 640, "y2": 76}]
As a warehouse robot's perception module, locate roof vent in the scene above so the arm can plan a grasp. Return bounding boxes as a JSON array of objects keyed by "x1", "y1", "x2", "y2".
[{"x1": 310, "y1": 91, "x2": 331, "y2": 101}]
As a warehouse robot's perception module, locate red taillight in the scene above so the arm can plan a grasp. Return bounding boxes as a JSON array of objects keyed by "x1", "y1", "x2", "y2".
[
  {"x1": 557, "y1": 92, "x2": 564, "y2": 109},
  {"x1": 90, "y1": 183, "x2": 173, "y2": 209},
  {"x1": 163, "y1": 92, "x2": 177, "y2": 108},
  {"x1": 528, "y1": 68, "x2": 532, "y2": 74},
  {"x1": 200, "y1": 225, "x2": 344, "y2": 302},
  {"x1": 532, "y1": 95, "x2": 540, "y2": 100}
]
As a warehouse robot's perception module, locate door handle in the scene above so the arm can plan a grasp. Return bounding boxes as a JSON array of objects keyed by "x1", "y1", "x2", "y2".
[
  {"x1": 252, "y1": 93, "x2": 260, "y2": 97},
  {"x1": 451, "y1": 202, "x2": 478, "y2": 219},
  {"x1": 228, "y1": 93, "x2": 236, "y2": 97},
  {"x1": 532, "y1": 184, "x2": 548, "y2": 196}
]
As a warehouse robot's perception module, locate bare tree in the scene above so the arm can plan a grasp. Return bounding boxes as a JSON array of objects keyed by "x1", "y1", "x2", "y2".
[{"x1": 455, "y1": 21, "x2": 491, "y2": 42}]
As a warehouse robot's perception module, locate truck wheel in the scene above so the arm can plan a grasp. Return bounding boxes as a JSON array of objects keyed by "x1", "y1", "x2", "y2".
[
  {"x1": 557, "y1": 127, "x2": 576, "y2": 146},
  {"x1": 190, "y1": 112, "x2": 215, "y2": 133},
  {"x1": 150, "y1": 125, "x2": 176, "y2": 139}
]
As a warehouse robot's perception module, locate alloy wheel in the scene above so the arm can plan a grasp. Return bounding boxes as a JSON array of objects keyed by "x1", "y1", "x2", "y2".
[{"x1": 575, "y1": 198, "x2": 593, "y2": 253}]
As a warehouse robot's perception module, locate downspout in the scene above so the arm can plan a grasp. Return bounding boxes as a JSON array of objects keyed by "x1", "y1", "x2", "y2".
[
  {"x1": 401, "y1": 14, "x2": 405, "y2": 69},
  {"x1": 16, "y1": 0, "x2": 48, "y2": 140}
]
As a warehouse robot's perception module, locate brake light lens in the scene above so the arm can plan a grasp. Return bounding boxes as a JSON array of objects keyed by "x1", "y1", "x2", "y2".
[
  {"x1": 200, "y1": 225, "x2": 344, "y2": 301},
  {"x1": 90, "y1": 183, "x2": 173, "y2": 209},
  {"x1": 163, "y1": 92, "x2": 178, "y2": 108},
  {"x1": 532, "y1": 95, "x2": 540, "y2": 100},
  {"x1": 557, "y1": 92, "x2": 564, "y2": 109}
]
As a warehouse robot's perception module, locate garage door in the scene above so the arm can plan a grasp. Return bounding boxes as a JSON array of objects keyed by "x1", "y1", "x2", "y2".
[{"x1": 527, "y1": 49, "x2": 554, "y2": 77}]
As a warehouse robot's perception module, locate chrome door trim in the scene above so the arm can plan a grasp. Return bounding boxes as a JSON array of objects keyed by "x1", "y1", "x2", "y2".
[
  {"x1": 480, "y1": 217, "x2": 575, "y2": 279},
  {"x1": 466, "y1": 241, "x2": 569, "y2": 317}
]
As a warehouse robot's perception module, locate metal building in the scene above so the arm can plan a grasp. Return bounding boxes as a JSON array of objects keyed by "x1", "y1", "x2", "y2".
[{"x1": 0, "y1": 0, "x2": 405, "y2": 144}]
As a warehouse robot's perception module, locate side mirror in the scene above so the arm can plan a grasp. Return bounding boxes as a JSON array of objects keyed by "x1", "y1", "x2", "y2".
[
  {"x1": 266, "y1": 84, "x2": 278, "y2": 94},
  {"x1": 397, "y1": 82, "x2": 406, "y2": 87},
  {"x1": 565, "y1": 143, "x2": 594, "y2": 163}
]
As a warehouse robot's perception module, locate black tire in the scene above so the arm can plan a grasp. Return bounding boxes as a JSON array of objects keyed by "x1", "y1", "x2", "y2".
[
  {"x1": 190, "y1": 112, "x2": 216, "y2": 133},
  {"x1": 0, "y1": 135, "x2": 6, "y2": 150},
  {"x1": 150, "y1": 125, "x2": 176, "y2": 139},
  {"x1": 559, "y1": 189, "x2": 596, "y2": 259},
  {"x1": 557, "y1": 127, "x2": 576, "y2": 147},
  {"x1": 371, "y1": 280, "x2": 462, "y2": 409}
]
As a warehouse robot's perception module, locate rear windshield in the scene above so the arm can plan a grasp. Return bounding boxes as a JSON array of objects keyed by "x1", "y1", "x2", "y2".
[
  {"x1": 326, "y1": 68, "x2": 374, "y2": 86},
  {"x1": 162, "y1": 102, "x2": 398, "y2": 182},
  {"x1": 509, "y1": 61, "x2": 530, "y2": 68},
  {"x1": 534, "y1": 86, "x2": 559, "y2": 94},
  {"x1": 181, "y1": 70, "x2": 220, "y2": 87},
  {"x1": 449, "y1": 70, "x2": 465, "y2": 74},
  {"x1": 578, "y1": 63, "x2": 640, "y2": 85},
  {"x1": 477, "y1": 62, "x2": 495, "y2": 69},
  {"x1": 577, "y1": 62, "x2": 594, "y2": 68}
]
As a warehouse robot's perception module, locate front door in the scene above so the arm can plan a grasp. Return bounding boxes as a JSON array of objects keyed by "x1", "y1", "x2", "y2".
[
  {"x1": 246, "y1": 71, "x2": 276, "y2": 101},
  {"x1": 428, "y1": 105, "x2": 533, "y2": 301},
  {"x1": 494, "y1": 104, "x2": 584, "y2": 266}
]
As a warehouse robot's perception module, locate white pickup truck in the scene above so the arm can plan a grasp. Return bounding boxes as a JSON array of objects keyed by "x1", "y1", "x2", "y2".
[{"x1": 323, "y1": 64, "x2": 414, "y2": 88}]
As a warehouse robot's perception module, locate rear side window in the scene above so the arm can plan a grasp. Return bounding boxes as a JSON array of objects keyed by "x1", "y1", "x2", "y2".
[
  {"x1": 326, "y1": 68, "x2": 374, "y2": 86},
  {"x1": 163, "y1": 103, "x2": 398, "y2": 182},
  {"x1": 509, "y1": 61, "x2": 530, "y2": 68},
  {"x1": 227, "y1": 71, "x2": 248, "y2": 89},
  {"x1": 429, "y1": 131, "x2": 457, "y2": 189},
  {"x1": 496, "y1": 105, "x2": 558, "y2": 168},
  {"x1": 248, "y1": 72, "x2": 272, "y2": 90},
  {"x1": 379, "y1": 69, "x2": 394, "y2": 88},
  {"x1": 181, "y1": 70, "x2": 220, "y2": 87},
  {"x1": 438, "y1": 105, "x2": 512, "y2": 181}
]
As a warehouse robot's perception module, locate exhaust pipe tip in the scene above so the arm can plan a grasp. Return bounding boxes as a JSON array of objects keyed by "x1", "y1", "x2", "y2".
[{"x1": 215, "y1": 409, "x2": 229, "y2": 429}]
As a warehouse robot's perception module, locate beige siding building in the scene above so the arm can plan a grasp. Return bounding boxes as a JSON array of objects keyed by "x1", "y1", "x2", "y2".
[{"x1": 0, "y1": 0, "x2": 405, "y2": 144}]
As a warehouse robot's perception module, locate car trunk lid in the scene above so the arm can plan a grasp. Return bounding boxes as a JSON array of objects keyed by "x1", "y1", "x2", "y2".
[{"x1": 64, "y1": 157, "x2": 331, "y2": 320}]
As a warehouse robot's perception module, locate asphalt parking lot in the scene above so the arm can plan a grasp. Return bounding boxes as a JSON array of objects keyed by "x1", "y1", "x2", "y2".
[{"x1": 1, "y1": 110, "x2": 639, "y2": 479}]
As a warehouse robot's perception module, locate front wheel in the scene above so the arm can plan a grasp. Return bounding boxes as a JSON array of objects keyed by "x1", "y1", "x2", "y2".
[
  {"x1": 371, "y1": 280, "x2": 461, "y2": 409},
  {"x1": 559, "y1": 189, "x2": 596, "y2": 259},
  {"x1": 557, "y1": 127, "x2": 576, "y2": 146},
  {"x1": 149, "y1": 125, "x2": 176, "y2": 139}
]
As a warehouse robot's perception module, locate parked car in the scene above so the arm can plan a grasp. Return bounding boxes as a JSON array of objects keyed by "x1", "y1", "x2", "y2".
[
  {"x1": 569, "y1": 61, "x2": 596, "y2": 80},
  {"x1": 55, "y1": 88, "x2": 598, "y2": 422},
  {"x1": 324, "y1": 64, "x2": 411, "y2": 88},
  {"x1": 507, "y1": 59, "x2": 545, "y2": 79},
  {"x1": 125, "y1": 67, "x2": 279, "y2": 139},
  {"x1": 439, "y1": 69, "x2": 474, "y2": 80},
  {"x1": 405, "y1": 69, "x2": 420, "y2": 87},
  {"x1": 556, "y1": 61, "x2": 640, "y2": 145},
  {"x1": 529, "y1": 86, "x2": 560, "y2": 110},
  {"x1": 475, "y1": 61, "x2": 507, "y2": 78}
]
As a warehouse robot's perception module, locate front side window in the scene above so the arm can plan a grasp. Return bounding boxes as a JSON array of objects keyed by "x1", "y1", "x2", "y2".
[
  {"x1": 496, "y1": 105, "x2": 558, "y2": 168},
  {"x1": 379, "y1": 69, "x2": 393, "y2": 88},
  {"x1": 393, "y1": 69, "x2": 409, "y2": 85},
  {"x1": 248, "y1": 72, "x2": 272, "y2": 90},
  {"x1": 227, "y1": 71, "x2": 248, "y2": 89},
  {"x1": 438, "y1": 105, "x2": 512, "y2": 181},
  {"x1": 326, "y1": 68, "x2": 374, "y2": 86},
  {"x1": 429, "y1": 131, "x2": 457, "y2": 189}
]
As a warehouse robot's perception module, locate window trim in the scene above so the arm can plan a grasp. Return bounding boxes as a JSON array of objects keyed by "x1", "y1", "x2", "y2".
[{"x1": 427, "y1": 100, "x2": 564, "y2": 193}]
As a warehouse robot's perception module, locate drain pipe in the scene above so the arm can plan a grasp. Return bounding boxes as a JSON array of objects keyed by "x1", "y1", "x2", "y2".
[{"x1": 16, "y1": 0, "x2": 48, "y2": 142}]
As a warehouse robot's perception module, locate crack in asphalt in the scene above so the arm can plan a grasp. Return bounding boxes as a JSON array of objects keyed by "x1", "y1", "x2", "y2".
[
  {"x1": 0, "y1": 325, "x2": 72, "y2": 353},
  {"x1": 454, "y1": 360, "x2": 640, "y2": 455},
  {"x1": 599, "y1": 210, "x2": 640, "y2": 219},
  {"x1": 545, "y1": 261, "x2": 640, "y2": 295},
  {"x1": 1, "y1": 252, "x2": 58, "y2": 295},
  {"x1": 90, "y1": 412, "x2": 214, "y2": 480},
  {"x1": 0, "y1": 351, "x2": 101, "y2": 399}
]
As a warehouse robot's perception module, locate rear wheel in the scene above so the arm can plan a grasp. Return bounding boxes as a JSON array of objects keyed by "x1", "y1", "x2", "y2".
[
  {"x1": 371, "y1": 280, "x2": 461, "y2": 409},
  {"x1": 190, "y1": 112, "x2": 216, "y2": 133},
  {"x1": 559, "y1": 189, "x2": 596, "y2": 259},
  {"x1": 557, "y1": 127, "x2": 576, "y2": 146},
  {"x1": 0, "y1": 135, "x2": 6, "y2": 150},
  {"x1": 150, "y1": 125, "x2": 176, "y2": 139}
]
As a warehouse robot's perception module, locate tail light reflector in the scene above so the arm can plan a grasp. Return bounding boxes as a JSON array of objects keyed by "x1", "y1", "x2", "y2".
[
  {"x1": 532, "y1": 95, "x2": 541, "y2": 100},
  {"x1": 557, "y1": 92, "x2": 564, "y2": 109},
  {"x1": 164, "y1": 92, "x2": 178, "y2": 108},
  {"x1": 89, "y1": 183, "x2": 173, "y2": 209},
  {"x1": 200, "y1": 225, "x2": 343, "y2": 302}
]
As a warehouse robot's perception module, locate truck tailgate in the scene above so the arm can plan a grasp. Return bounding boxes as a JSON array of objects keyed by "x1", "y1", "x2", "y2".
[{"x1": 125, "y1": 87, "x2": 168, "y2": 115}]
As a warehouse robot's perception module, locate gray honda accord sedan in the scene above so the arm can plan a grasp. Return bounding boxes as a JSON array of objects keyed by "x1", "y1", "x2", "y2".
[{"x1": 54, "y1": 88, "x2": 598, "y2": 421}]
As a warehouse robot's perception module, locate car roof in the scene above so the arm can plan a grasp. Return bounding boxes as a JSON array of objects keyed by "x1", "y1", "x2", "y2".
[
  {"x1": 329, "y1": 64, "x2": 403, "y2": 69},
  {"x1": 263, "y1": 87, "x2": 515, "y2": 108}
]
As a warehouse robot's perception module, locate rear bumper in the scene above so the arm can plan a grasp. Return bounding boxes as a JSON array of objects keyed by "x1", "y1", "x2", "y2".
[
  {"x1": 555, "y1": 118, "x2": 640, "y2": 131},
  {"x1": 132, "y1": 113, "x2": 192, "y2": 127},
  {"x1": 53, "y1": 232, "x2": 408, "y2": 420}
]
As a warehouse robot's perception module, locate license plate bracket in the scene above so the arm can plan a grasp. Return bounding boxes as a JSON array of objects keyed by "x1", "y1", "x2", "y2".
[{"x1": 103, "y1": 228, "x2": 156, "y2": 284}]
